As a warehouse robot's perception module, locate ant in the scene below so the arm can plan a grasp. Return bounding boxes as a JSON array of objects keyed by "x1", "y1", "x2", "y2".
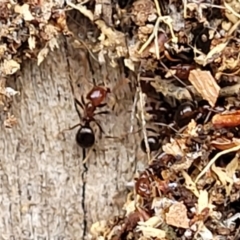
[
  {"x1": 63, "y1": 86, "x2": 110, "y2": 148},
  {"x1": 140, "y1": 98, "x2": 173, "y2": 154},
  {"x1": 140, "y1": 100, "x2": 225, "y2": 153}
]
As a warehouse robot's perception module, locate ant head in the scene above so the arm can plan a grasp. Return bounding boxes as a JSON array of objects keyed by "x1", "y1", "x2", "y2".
[
  {"x1": 140, "y1": 136, "x2": 161, "y2": 153},
  {"x1": 76, "y1": 126, "x2": 95, "y2": 148}
]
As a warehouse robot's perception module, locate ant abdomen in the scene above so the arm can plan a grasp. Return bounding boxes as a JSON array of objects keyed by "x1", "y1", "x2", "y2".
[
  {"x1": 174, "y1": 101, "x2": 197, "y2": 128},
  {"x1": 76, "y1": 126, "x2": 95, "y2": 148},
  {"x1": 140, "y1": 136, "x2": 161, "y2": 153},
  {"x1": 140, "y1": 99, "x2": 169, "y2": 154}
]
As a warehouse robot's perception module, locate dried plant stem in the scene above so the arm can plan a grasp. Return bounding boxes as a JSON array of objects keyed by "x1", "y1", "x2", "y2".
[
  {"x1": 137, "y1": 72, "x2": 150, "y2": 161},
  {"x1": 159, "y1": 60, "x2": 187, "y2": 87},
  {"x1": 129, "y1": 91, "x2": 138, "y2": 133},
  {"x1": 195, "y1": 144, "x2": 240, "y2": 183},
  {"x1": 154, "y1": 0, "x2": 162, "y2": 17},
  {"x1": 183, "y1": 0, "x2": 187, "y2": 18},
  {"x1": 228, "y1": 19, "x2": 240, "y2": 36},
  {"x1": 67, "y1": 1, "x2": 94, "y2": 21},
  {"x1": 138, "y1": 17, "x2": 161, "y2": 54},
  {"x1": 154, "y1": 27, "x2": 160, "y2": 59},
  {"x1": 224, "y1": 1, "x2": 240, "y2": 19}
]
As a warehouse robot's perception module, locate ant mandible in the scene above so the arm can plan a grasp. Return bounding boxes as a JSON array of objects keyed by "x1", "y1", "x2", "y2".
[{"x1": 64, "y1": 86, "x2": 110, "y2": 148}]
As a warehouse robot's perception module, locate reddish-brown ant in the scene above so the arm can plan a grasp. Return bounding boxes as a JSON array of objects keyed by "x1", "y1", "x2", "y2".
[
  {"x1": 86, "y1": 86, "x2": 110, "y2": 107},
  {"x1": 64, "y1": 86, "x2": 110, "y2": 148},
  {"x1": 170, "y1": 64, "x2": 195, "y2": 81}
]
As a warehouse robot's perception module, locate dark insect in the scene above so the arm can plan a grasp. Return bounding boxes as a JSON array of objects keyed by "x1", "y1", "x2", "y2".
[
  {"x1": 174, "y1": 101, "x2": 197, "y2": 128},
  {"x1": 140, "y1": 100, "x2": 172, "y2": 153},
  {"x1": 192, "y1": 24, "x2": 211, "y2": 54},
  {"x1": 174, "y1": 101, "x2": 225, "y2": 128},
  {"x1": 140, "y1": 134, "x2": 161, "y2": 153},
  {"x1": 135, "y1": 169, "x2": 154, "y2": 198},
  {"x1": 170, "y1": 64, "x2": 195, "y2": 81},
  {"x1": 63, "y1": 86, "x2": 110, "y2": 148}
]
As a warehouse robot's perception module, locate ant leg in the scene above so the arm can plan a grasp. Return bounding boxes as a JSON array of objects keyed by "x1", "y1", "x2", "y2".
[
  {"x1": 96, "y1": 103, "x2": 107, "y2": 108},
  {"x1": 146, "y1": 128, "x2": 158, "y2": 134},
  {"x1": 74, "y1": 98, "x2": 84, "y2": 121},
  {"x1": 94, "y1": 119, "x2": 105, "y2": 135},
  {"x1": 66, "y1": 123, "x2": 82, "y2": 131},
  {"x1": 94, "y1": 110, "x2": 110, "y2": 116},
  {"x1": 75, "y1": 97, "x2": 84, "y2": 110},
  {"x1": 60, "y1": 123, "x2": 82, "y2": 134}
]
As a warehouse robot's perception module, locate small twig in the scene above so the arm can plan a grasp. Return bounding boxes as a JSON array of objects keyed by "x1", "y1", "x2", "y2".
[
  {"x1": 195, "y1": 144, "x2": 240, "y2": 183},
  {"x1": 154, "y1": 28, "x2": 160, "y2": 60},
  {"x1": 129, "y1": 91, "x2": 138, "y2": 133},
  {"x1": 138, "y1": 17, "x2": 161, "y2": 54},
  {"x1": 224, "y1": 1, "x2": 240, "y2": 19},
  {"x1": 77, "y1": 39, "x2": 99, "y2": 62},
  {"x1": 183, "y1": 0, "x2": 187, "y2": 18},
  {"x1": 67, "y1": 0, "x2": 94, "y2": 21},
  {"x1": 153, "y1": 122, "x2": 187, "y2": 137},
  {"x1": 154, "y1": 0, "x2": 162, "y2": 17},
  {"x1": 203, "y1": 3, "x2": 226, "y2": 9},
  {"x1": 228, "y1": 19, "x2": 240, "y2": 36},
  {"x1": 159, "y1": 60, "x2": 187, "y2": 87}
]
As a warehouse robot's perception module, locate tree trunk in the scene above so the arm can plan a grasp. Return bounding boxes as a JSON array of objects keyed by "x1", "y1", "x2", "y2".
[{"x1": 1, "y1": 16, "x2": 145, "y2": 239}]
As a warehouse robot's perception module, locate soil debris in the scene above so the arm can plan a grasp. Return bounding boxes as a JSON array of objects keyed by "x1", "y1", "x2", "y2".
[{"x1": 1, "y1": 0, "x2": 240, "y2": 239}]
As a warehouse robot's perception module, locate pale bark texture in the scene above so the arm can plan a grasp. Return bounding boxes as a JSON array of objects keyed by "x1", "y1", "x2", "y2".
[{"x1": 0, "y1": 13, "x2": 146, "y2": 239}]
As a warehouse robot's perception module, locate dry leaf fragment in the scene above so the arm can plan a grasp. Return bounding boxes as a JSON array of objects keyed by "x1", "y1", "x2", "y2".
[
  {"x1": 226, "y1": 153, "x2": 239, "y2": 180},
  {"x1": 37, "y1": 47, "x2": 49, "y2": 66},
  {"x1": 0, "y1": 44, "x2": 7, "y2": 59},
  {"x1": 14, "y1": 4, "x2": 34, "y2": 21},
  {"x1": 194, "y1": 42, "x2": 228, "y2": 66},
  {"x1": 2, "y1": 59, "x2": 20, "y2": 75},
  {"x1": 212, "y1": 153, "x2": 239, "y2": 195},
  {"x1": 136, "y1": 226, "x2": 166, "y2": 238},
  {"x1": 4, "y1": 87, "x2": 20, "y2": 97},
  {"x1": 197, "y1": 224, "x2": 213, "y2": 240},
  {"x1": 124, "y1": 58, "x2": 135, "y2": 71},
  {"x1": 165, "y1": 202, "x2": 190, "y2": 229},
  {"x1": 211, "y1": 137, "x2": 240, "y2": 150},
  {"x1": 181, "y1": 170, "x2": 199, "y2": 197},
  {"x1": 197, "y1": 190, "x2": 214, "y2": 214},
  {"x1": 48, "y1": 37, "x2": 59, "y2": 51},
  {"x1": 162, "y1": 138, "x2": 186, "y2": 157},
  {"x1": 189, "y1": 69, "x2": 220, "y2": 107},
  {"x1": 90, "y1": 220, "x2": 107, "y2": 237},
  {"x1": 195, "y1": 144, "x2": 240, "y2": 183},
  {"x1": 4, "y1": 114, "x2": 17, "y2": 128},
  {"x1": 212, "y1": 164, "x2": 234, "y2": 196},
  {"x1": 151, "y1": 80, "x2": 192, "y2": 101},
  {"x1": 28, "y1": 36, "x2": 36, "y2": 50},
  {"x1": 138, "y1": 216, "x2": 163, "y2": 228}
]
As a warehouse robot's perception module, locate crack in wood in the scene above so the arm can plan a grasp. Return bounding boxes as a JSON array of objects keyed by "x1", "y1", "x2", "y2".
[
  {"x1": 63, "y1": 38, "x2": 88, "y2": 239},
  {"x1": 81, "y1": 149, "x2": 88, "y2": 239}
]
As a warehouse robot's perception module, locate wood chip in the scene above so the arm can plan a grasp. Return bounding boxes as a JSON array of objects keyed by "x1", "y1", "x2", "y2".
[
  {"x1": 189, "y1": 69, "x2": 220, "y2": 107},
  {"x1": 165, "y1": 202, "x2": 190, "y2": 229}
]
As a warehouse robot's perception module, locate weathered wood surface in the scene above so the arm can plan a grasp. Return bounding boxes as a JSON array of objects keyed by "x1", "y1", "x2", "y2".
[{"x1": 0, "y1": 23, "x2": 146, "y2": 239}]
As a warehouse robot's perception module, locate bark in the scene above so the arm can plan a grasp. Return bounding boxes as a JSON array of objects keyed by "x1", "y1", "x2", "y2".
[{"x1": 0, "y1": 13, "x2": 145, "y2": 239}]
